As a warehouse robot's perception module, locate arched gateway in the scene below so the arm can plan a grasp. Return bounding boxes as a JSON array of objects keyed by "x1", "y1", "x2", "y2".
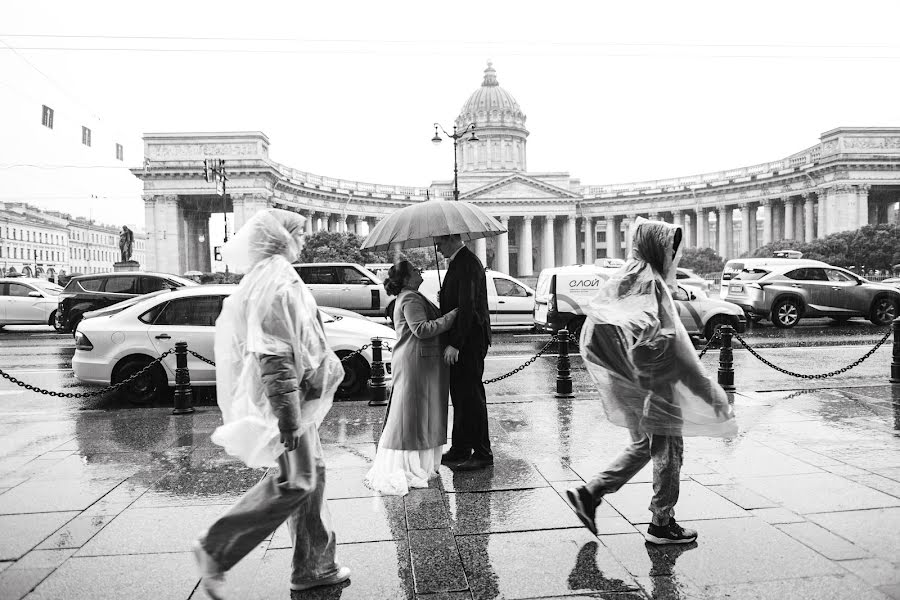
[{"x1": 132, "y1": 65, "x2": 900, "y2": 276}]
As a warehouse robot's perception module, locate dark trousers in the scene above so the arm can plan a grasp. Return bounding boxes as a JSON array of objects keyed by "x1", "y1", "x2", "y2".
[{"x1": 449, "y1": 344, "x2": 492, "y2": 459}]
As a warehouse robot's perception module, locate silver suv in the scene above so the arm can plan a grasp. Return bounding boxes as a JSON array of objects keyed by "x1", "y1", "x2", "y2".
[{"x1": 723, "y1": 263, "x2": 900, "y2": 328}]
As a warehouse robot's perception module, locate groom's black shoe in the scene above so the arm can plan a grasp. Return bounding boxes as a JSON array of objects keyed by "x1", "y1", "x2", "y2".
[
  {"x1": 454, "y1": 455, "x2": 494, "y2": 471},
  {"x1": 441, "y1": 449, "x2": 471, "y2": 466}
]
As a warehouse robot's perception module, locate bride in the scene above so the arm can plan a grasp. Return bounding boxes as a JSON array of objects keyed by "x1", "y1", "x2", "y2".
[{"x1": 365, "y1": 260, "x2": 457, "y2": 495}]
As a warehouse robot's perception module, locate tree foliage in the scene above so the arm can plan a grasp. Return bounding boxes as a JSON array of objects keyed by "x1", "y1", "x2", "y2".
[
  {"x1": 751, "y1": 224, "x2": 900, "y2": 273},
  {"x1": 297, "y1": 231, "x2": 440, "y2": 271},
  {"x1": 679, "y1": 247, "x2": 725, "y2": 275}
]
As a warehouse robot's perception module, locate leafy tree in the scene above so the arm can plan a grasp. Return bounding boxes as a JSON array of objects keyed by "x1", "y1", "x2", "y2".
[
  {"x1": 679, "y1": 247, "x2": 725, "y2": 275},
  {"x1": 750, "y1": 224, "x2": 900, "y2": 273}
]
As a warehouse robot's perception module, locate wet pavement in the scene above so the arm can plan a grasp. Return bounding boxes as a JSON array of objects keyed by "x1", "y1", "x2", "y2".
[{"x1": 1, "y1": 328, "x2": 900, "y2": 599}]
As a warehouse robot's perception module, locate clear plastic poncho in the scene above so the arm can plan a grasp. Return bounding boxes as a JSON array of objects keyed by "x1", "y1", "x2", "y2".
[
  {"x1": 579, "y1": 217, "x2": 737, "y2": 437},
  {"x1": 210, "y1": 209, "x2": 344, "y2": 467}
]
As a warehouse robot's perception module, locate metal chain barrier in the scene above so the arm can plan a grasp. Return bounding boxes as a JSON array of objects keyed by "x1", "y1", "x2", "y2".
[
  {"x1": 697, "y1": 330, "x2": 722, "y2": 359},
  {"x1": 483, "y1": 337, "x2": 558, "y2": 385},
  {"x1": 732, "y1": 328, "x2": 893, "y2": 379},
  {"x1": 188, "y1": 343, "x2": 394, "y2": 367},
  {"x1": 188, "y1": 349, "x2": 216, "y2": 367},
  {"x1": 0, "y1": 349, "x2": 175, "y2": 398}
]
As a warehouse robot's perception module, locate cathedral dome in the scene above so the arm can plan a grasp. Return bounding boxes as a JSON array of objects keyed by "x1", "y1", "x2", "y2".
[
  {"x1": 456, "y1": 62, "x2": 527, "y2": 130},
  {"x1": 456, "y1": 62, "x2": 529, "y2": 173}
]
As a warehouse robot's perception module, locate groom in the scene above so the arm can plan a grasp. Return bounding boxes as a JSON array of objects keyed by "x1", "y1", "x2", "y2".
[{"x1": 435, "y1": 234, "x2": 493, "y2": 471}]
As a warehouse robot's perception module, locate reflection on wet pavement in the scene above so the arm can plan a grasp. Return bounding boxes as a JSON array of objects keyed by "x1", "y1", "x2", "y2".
[{"x1": 2, "y1": 341, "x2": 900, "y2": 598}]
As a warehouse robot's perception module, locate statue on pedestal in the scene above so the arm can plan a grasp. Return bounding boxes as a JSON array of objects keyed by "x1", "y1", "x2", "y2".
[{"x1": 119, "y1": 225, "x2": 134, "y2": 262}]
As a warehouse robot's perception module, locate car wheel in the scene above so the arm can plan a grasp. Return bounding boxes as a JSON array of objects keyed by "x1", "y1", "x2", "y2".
[
  {"x1": 113, "y1": 358, "x2": 170, "y2": 406},
  {"x1": 869, "y1": 296, "x2": 899, "y2": 326},
  {"x1": 336, "y1": 352, "x2": 370, "y2": 397},
  {"x1": 565, "y1": 317, "x2": 586, "y2": 341},
  {"x1": 772, "y1": 298, "x2": 801, "y2": 329},
  {"x1": 53, "y1": 311, "x2": 69, "y2": 333},
  {"x1": 704, "y1": 314, "x2": 731, "y2": 341}
]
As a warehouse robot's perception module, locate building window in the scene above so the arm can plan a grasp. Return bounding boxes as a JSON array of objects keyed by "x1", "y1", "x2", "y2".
[
  {"x1": 82, "y1": 126, "x2": 92, "y2": 147},
  {"x1": 42, "y1": 105, "x2": 54, "y2": 129},
  {"x1": 115, "y1": 143, "x2": 124, "y2": 161}
]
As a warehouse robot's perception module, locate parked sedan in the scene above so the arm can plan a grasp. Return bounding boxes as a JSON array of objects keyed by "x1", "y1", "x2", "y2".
[
  {"x1": 418, "y1": 269, "x2": 535, "y2": 329},
  {"x1": 676, "y1": 268, "x2": 712, "y2": 293},
  {"x1": 672, "y1": 285, "x2": 747, "y2": 339},
  {"x1": 0, "y1": 278, "x2": 63, "y2": 329},
  {"x1": 72, "y1": 285, "x2": 395, "y2": 403},
  {"x1": 723, "y1": 264, "x2": 900, "y2": 328}
]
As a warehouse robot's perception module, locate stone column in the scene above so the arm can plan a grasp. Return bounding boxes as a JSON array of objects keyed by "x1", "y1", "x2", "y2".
[
  {"x1": 606, "y1": 217, "x2": 618, "y2": 258},
  {"x1": 683, "y1": 212, "x2": 694, "y2": 247},
  {"x1": 623, "y1": 215, "x2": 636, "y2": 258},
  {"x1": 143, "y1": 196, "x2": 158, "y2": 272},
  {"x1": 816, "y1": 189, "x2": 827, "y2": 238},
  {"x1": 354, "y1": 216, "x2": 366, "y2": 236},
  {"x1": 695, "y1": 208, "x2": 706, "y2": 249},
  {"x1": 803, "y1": 194, "x2": 815, "y2": 242},
  {"x1": 542, "y1": 215, "x2": 555, "y2": 270},
  {"x1": 304, "y1": 210, "x2": 314, "y2": 234},
  {"x1": 831, "y1": 184, "x2": 856, "y2": 233},
  {"x1": 153, "y1": 195, "x2": 179, "y2": 275},
  {"x1": 496, "y1": 216, "x2": 510, "y2": 274},
  {"x1": 724, "y1": 206, "x2": 734, "y2": 258},
  {"x1": 474, "y1": 238, "x2": 487, "y2": 266},
  {"x1": 794, "y1": 202, "x2": 804, "y2": 240},
  {"x1": 673, "y1": 210, "x2": 684, "y2": 232},
  {"x1": 760, "y1": 199, "x2": 772, "y2": 246},
  {"x1": 749, "y1": 204, "x2": 759, "y2": 252},
  {"x1": 564, "y1": 215, "x2": 577, "y2": 265},
  {"x1": 784, "y1": 197, "x2": 795, "y2": 240},
  {"x1": 583, "y1": 217, "x2": 595, "y2": 264},
  {"x1": 717, "y1": 207, "x2": 728, "y2": 258},
  {"x1": 857, "y1": 184, "x2": 871, "y2": 228},
  {"x1": 771, "y1": 200, "x2": 784, "y2": 241},
  {"x1": 739, "y1": 203, "x2": 751, "y2": 255},
  {"x1": 518, "y1": 216, "x2": 533, "y2": 276}
]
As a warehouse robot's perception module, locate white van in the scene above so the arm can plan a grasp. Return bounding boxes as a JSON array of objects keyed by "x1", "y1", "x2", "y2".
[
  {"x1": 534, "y1": 264, "x2": 746, "y2": 338},
  {"x1": 419, "y1": 269, "x2": 535, "y2": 330}
]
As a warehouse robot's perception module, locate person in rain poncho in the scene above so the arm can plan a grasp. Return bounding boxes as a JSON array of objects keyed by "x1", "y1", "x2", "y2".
[
  {"x1": 192, "y1": 209, "x2": 350, "y2": 599},
  {"x1": 565, "y1": 217, "x2": 736, "y2": 545}
]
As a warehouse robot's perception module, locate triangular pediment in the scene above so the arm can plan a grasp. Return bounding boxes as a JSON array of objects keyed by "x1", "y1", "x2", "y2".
[{"x1": 462, "y1": 174, "x2": 579, "y2": 201}]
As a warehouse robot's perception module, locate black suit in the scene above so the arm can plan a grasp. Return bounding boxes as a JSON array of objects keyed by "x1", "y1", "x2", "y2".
[{"x1": 439, "y1": 245, "x2": 492, "y2": 459}]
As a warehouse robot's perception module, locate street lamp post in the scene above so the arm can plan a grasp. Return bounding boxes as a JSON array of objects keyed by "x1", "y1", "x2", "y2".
[{"x1": 432, "y1": 123, "x2": 478, "y2": 201}]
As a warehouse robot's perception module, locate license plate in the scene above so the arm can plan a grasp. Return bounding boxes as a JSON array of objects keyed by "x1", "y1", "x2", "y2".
[
  {"x1": 729, "y1": 284, "x2": 742, "y2": 293},
  {"x1": 535, "y1": 304, "x2": 548, "y2": 323}
]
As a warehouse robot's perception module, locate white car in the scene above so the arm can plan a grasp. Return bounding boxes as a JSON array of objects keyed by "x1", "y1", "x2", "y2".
[
  {"x1": 0, "y1": 278, "x2": 63, "y2": 329},
  {"x1": 418, "y1": 269, "x2": 535, "y2": 329},
  {"x1": 676, "y1": 268, "x2": 712, "y2": 293},
  {"x1": 72, "y1": 285, "x2": 395, "y2": 404}
]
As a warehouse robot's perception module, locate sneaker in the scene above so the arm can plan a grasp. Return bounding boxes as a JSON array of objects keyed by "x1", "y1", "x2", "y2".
[
  {"x1": 193, "y1": 540, "x2": 227, "y2": 600},
  {"x1": 565, "y1": 486, "x2": 598, "y2": 535},
  {"x1": 645, "y1": 519, "x2": 698, "y2": 545},
  {"x1": 291, "y1": 565, "x2": 352, "y2": 591}
]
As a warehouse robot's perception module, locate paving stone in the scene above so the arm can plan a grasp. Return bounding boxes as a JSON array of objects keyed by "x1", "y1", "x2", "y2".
[
  {"x1": 739, "y1": 473, "x2": 900, "y2": 514},
  {"x1": 635, "y1": 574, "x2": 713, "y2": 600},
  {"x1": 326, "y1": 466, "x2": 381, "y2": 499},
  {"x1": 130, "y1": 462, "x2": 263, "y2": 507},
  {"x1": 705, "y1": 440, "x2": 825, "y2": 478},
  {"x1": 878, "y1": 583, "x2": 900, "y2": 600},
  {"x1": 271, "y1": 496, "x2": 406, "y2": 548},
  {"x1": 187, "y1": 542, "x2": 268, "y2": 600},
  {"x1": 809, "y1": 507, "x2": 900, "y2": 560},
  {"x1": 447, "y1": 487, "x2": 581, "y2": 534},
  {"x1": 438, "y1": 458, "x2": 548, "y2": 492},
  {"x1": 76, "y1": 504, "x2": 228, "y2": 556},
  {"x1": 701, "y1": 573, "x2": 891, "y2": 599},
  {"x1": 707, "y1": 484, "x2": 778, "y2": 509},
  {"x1": 0, "y1": 476, "x2": 127, "y2": 515},
  {"x1": 414, "y1": 593, "x2": 473, "y2": 600},
  {"x1": 26, "y1": 552, "x2": 199, "y2": 600},
  {"x1": 601, "y1": 518, "x2": 840, "y2": 586},
  {"x1": 36, "y1": 513, "x2": 115, "y2": 550},
  {"x1": 404, "y1": 488, "x2": 449, "y2": 530},
  {"x1": 8, "y1": 548, "x2": 75, "y2": 570},
  {"x1": 0, "y1": 566, "x2": 54, "y2": 600},
  {"x1": 408, "y1": 529, "x2": 467, "y2": 594},
  {"x1": 251, "y1": 540, "x2": 413, "y2": 600},
  {"x1": 456, "y1": 530, "x2": 639, "y2": 599},
  {"x1": 0, "y1": 512, "x2": 78, "y2": 560},
  {"x1": 748, "y1": 507, "x2": 805, "y2": 524},
  {"x1": 849, "y1": 473, "x2": 900, "y2": 498},
  {"x1": 604, "y1": 480, "x2": 747, "y2": 524},
  {"x1": 839, "y1": 558, "x2": 900, "y2": 588},
  {"x1": 776, "y1": 522, "x2": 871, "y2": 560}
]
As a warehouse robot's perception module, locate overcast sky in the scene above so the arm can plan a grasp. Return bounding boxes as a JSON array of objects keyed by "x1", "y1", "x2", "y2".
[{"x1": 2, "y1": 0, "x2": 900, "y2": 229}]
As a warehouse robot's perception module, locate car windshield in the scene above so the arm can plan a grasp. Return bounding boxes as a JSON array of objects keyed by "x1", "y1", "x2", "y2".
[
  {"x1": 33, "y1": 281, "x2": 63, "y2": 295},
  {"x1": 165, "y1": 274, "x2": 199, "y2": 287},
  {"x1": 733, "y1": 268, "x2": 770, "y2": 281},
  {"x1": 87, "y1": 289, "x2": 172, "y2": 317}
]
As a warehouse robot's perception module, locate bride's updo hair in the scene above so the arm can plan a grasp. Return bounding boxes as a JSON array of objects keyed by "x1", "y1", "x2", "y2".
[{"x1": 384, "y1": 260, "x2": 414, "y2": 296}]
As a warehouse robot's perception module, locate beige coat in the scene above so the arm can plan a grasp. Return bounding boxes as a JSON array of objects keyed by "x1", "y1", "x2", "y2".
[{"x1": 379, "y1": 290, "x2": 456, "y2": 450}]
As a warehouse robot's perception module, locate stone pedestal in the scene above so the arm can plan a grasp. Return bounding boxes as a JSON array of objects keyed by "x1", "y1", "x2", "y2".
[{"x1": 114, "y1": 260, "x2": 141, "y2": 272}]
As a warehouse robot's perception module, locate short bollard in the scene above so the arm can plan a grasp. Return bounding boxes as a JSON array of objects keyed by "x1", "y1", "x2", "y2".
[
  {"x1": 555, "y1": 328, "x2": 575, "y2": 399},
  {"x1": 717, "y1": 325, "x2": 736, "y2": 393},
  {"x1": 890, "y1": 317, "x2": 900, "y2": 384},
  {"x1": 172, "y1": 341, "x2": 195, "y2": 415},
  {"x1": 368, "y1": 337, "x2": 388, "y2": 407}
]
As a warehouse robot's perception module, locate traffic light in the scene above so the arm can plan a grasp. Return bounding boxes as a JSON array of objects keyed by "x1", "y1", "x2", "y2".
[{"x1": 214, "y1": 246, "x2": 222, "y2": 262}]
